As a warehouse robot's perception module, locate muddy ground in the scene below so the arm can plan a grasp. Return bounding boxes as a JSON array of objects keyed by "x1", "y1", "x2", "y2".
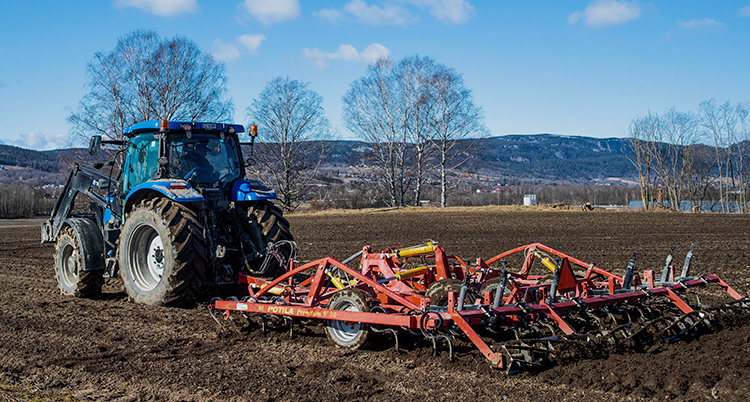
[{"x1": 1, "y1": 208, "x2": 749, "y2": 401}]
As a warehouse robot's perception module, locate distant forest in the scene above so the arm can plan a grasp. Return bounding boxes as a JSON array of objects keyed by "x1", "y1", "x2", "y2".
[{"x1": 0, "y1": 134, "x2": 636, "y2": 187}]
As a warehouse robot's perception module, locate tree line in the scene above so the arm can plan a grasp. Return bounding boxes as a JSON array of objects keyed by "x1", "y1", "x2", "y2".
[
  {"x1": 69, "y1": 30, "x2": 485, "y2": 211},
  {"x1": 67, "y1": 30, "x2": 747, "y2": 214},
  {"x1": 629, "y1": 100, "x2": 749, "y2": 213}
]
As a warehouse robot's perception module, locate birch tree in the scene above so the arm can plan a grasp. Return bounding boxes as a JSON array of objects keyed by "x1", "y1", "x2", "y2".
[
  {"x1": 69, "y1": 30, "x2": 232, "y2": 141},
  {"x1": 247, "y1": 77, "x2": 330, "y2": 211}
]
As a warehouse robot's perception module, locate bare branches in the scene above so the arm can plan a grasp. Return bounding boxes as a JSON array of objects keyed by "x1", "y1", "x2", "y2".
[
  {"x1": 247, "y1": 77, "x2": 331, "y2": 212},
  {"x1": 68, "y1": 30, "x2": 232, "y2": 142},
  {"x1": 429, "y1": 64, "x2": 485, "y2": 207},
  {"x1": 629, "y1": 100, "x2": 749, "y2": 213},
  {"x1": 342, "y1": 54, "x2": 485, "y2": 208}
]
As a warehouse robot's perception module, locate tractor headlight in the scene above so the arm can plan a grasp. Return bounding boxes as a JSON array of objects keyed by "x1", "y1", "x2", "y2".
[{"x1": 228, "y1": 125, "x2": 236, "y2": 134}]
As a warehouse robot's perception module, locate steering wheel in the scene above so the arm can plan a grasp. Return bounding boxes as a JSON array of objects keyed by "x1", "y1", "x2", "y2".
[{"x1": 183, "y1": 167, "x2": 214, "y2": 182}]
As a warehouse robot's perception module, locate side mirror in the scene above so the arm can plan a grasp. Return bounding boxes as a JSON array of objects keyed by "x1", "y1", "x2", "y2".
[
  {"x1": 89, "y1": 135, "x2": 101, "y2": 156},
  {"x1": 246, "y1": 157, "x2": 256, "y2": 166}
]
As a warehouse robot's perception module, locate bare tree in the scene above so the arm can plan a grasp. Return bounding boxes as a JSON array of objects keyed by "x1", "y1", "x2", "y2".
[
  {"x1": 394, "y1": 55, "x2": 437, "y2": 206},
  {"x1": 343, "y1": 58, "x2": 410, "y2": 207},
  {"x1": 247, "y1": 77, "x2": 330, "y2": 212},
  {"x1": 69, "y1": 30, "x2": 232, "y2": 141},
  {"x1": 699, "y1": 99, "x2": 749, "y2": 213},
  {"x1": 429, "y1": 66, "x2": 485, "y2": 208},
  {"x1": 628, "y1": 113, "x2": 660, "y2": 211},
  {"x1": 343, "y1": 55, "x2": 484, "y2": 208},
  {"x1": 683, "y1": 144, "x2": 717, "y2": 211},
  {"x1": 653, "y1": 108, "x2": 700, "y2": 211}
]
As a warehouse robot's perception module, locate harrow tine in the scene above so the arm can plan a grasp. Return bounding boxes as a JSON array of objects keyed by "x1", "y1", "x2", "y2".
[
  {"x1": 369, "y1": 306, "x2": 401, "y2": 352},
  {"x1": 663, "y1": 311, "x2": 713, "y2": 342},
  {"x1": 599, "y1": 323, "x2": 634, "y2": 345},
  {"x1": 430, "y1": 335, "x2": 454, "y2": 362},
  {"x1": 499, "y1": 338, "x2": 556, "y2": 374}
]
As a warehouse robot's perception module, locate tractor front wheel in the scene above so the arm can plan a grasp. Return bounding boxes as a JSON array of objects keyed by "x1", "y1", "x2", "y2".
[
  {"x1": 118, "y1": 198, "x2": 207, "y2": 307},
  {"x1": 55, "y1": 226, "x2": 104, "y2": 298}
]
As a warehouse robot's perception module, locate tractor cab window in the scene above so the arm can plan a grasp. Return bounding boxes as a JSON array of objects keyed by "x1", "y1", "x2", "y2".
[
  {"x1": 168, "y1": 133, "x2": 241, "y2": 185},
  {"x1": 123, "y1": 135, "x2": 159, "y2": 195}
]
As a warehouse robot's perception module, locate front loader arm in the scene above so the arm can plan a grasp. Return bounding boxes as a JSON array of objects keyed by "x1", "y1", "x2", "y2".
[{"x1": 41, "y1": 164, "x2": 116, "y2": 243}]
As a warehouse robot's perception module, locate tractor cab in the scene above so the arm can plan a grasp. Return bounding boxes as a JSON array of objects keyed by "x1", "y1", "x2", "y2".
[{"x1": 121, "y1": 120, "x2": 246, "y2": 193}]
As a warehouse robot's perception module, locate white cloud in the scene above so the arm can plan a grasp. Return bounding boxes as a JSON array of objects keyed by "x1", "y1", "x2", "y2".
[
  {"x1": 240, "y1": 0, "x2": 300, "y2": 25},
  {"x1": 360, "y1": 43, "x2": 391, "y2": 63},
  {"x1": 237, "y1": 34, "x2": 266, "y2": 54},
  {"x1": 212, "y1": 34, "x2": 266, "y2": 61},
  {"x1": 313, "y1": 8, "x2": 344, "y2": 24},
  {"x1": 113, "y1": 0, "x2": 198, "y2": 16},
  {"x1": 212, "y1": 39, "x2": 242, "y2": 62},
  {"x1": 737, "y1": 6, "x2": 750, "y2": 17},
  {"x1": 568, "y1": 0, "x2": 641, "y2": 28},
  {"x1": 314, "y1": 0, "x2": 416, "y2": 26},
  {"x1": 678, "y1": 18, "x2": 726, "y2": 31},
  {"x1": 302, "y1": 43, "x2": 391, "y2": 68},
  {"x1": 14, "y1": 132, "x2": 68, "y2": 150},
  {"x1": 403, "y1": 0, "x2": 475, "y2": 25}
]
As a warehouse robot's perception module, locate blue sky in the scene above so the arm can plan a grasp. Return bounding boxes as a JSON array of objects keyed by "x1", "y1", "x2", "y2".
[{"x1": 0, "y1": 0, "x2": 748, "y2": 150}]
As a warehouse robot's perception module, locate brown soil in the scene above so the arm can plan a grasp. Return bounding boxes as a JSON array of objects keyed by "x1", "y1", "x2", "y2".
[{"x1": 1, "y1": 208, "x2": 749, "y2": 401}]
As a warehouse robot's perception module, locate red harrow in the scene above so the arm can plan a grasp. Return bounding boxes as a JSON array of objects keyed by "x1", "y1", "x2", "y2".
[{"x1": 209, "y1": 241, "x2": 749, "y2": 373}]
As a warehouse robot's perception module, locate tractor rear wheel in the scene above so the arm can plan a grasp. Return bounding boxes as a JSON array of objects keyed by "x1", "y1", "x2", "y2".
[
  {"x1": 245, "y1": 201, "x2": 292, "y2": 243},
  {"x1": 55, "y1": 226, "x2": 104, "y2": 298},
  {"x1": 239, "y1": 201, "x2": 294, "y2": 276},
  {"x1": 324, "y1": 289, "x2": 376, "y2": 350},
  {"x1": 118, "y1": 198, "x2": 207, "y2": 307}
]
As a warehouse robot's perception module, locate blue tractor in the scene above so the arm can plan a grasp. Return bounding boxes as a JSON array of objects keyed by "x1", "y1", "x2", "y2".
[{"x1": 42, "y1": 120, "x2": 294, "y2": 306}]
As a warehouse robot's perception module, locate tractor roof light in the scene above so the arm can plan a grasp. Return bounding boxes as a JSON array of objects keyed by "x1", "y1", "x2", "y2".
[
  {"x1": 160, "y1": 119, "x2": 169, "y2": 130},
  {"x1": 181, "y1": 123, "x2": 192, "y2": 131},
  {"x1": 228, "y1": 125, "x2": 236, "y2": 134},
  {"x1": 249, "y1": 124, "x2": 258, "y2": 138}
]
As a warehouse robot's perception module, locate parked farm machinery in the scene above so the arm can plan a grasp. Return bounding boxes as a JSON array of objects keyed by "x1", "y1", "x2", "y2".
[{"x1": 209, "y1": 241, "x2": 749, "y2": 373}]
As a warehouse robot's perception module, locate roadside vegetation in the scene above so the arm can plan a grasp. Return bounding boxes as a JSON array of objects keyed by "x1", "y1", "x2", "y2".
[{"x1": 0, "y1": 185, "x2": 56, "y2": 219}]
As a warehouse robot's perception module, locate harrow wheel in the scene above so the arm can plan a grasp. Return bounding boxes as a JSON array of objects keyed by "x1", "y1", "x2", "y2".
[
  {"x1": 479, "y1": 277, "x2": 512, "y2": 304},
  {"x1": 426, "y1": 278, "x2": 477, "y2": 307},
  {"x1": 118, "y1": 198, "x2": 207, "y2": 307},
  {"x1": 55, "y1": 226, "x2": 103, "y2": 298},
  {"x1": 324, "y1": 289, "x2": 376, "y2": 350}
]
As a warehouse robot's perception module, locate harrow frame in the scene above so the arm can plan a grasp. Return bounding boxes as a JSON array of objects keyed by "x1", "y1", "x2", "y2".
[{"x1": 209, "y1": 242, "x2": 747, "y2": 373}]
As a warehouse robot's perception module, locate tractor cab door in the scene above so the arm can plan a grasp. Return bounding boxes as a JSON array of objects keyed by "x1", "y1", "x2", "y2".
[{"x1": 122, "y1": 134, "x2": 160, "y2": 196}]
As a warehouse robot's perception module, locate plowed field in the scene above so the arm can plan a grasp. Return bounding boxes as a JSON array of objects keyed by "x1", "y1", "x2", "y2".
[{"x1": 1, "y1": 208, "x2": 749, "y2": 401}]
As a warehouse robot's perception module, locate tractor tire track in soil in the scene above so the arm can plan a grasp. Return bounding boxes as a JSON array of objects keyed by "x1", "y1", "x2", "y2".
[{"x1": 0, "y1": 209, "x2": 749, "y2": 401}]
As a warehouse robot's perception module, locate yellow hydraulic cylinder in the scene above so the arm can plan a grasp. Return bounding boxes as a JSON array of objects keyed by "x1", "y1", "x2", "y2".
[
  {"x1": 395, "y1": 242, "x2": 436, "y2": 258},
  {"x1": 394, "y1": 265, "x2": 430, "y2": 281},
  {"x1": 535, "y1": 252, "x2": 558, "y2": 272},
  {"x1": 259, "y1": 283, "x2": 286, "y2": 295},
  {"x1": 325, "y1": 268, "x2": 355, "y2": 290},
  {"x1": 378, "y1": 265, "x2": 429, "y2": 283}
]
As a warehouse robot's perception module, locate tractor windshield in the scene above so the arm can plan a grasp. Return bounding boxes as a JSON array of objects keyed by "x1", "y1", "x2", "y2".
[{"x1": 168, "y1": 133, "x2": 242, "y2": 185}]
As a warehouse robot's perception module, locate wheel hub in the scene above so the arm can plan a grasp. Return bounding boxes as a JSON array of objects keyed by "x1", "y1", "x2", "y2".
[
  {"x1": 148, "y1": 235, "x2": 165, "y2": 279},
  {"x1": 62, "y1": 247, "x2": 78, "y2": 286}
]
